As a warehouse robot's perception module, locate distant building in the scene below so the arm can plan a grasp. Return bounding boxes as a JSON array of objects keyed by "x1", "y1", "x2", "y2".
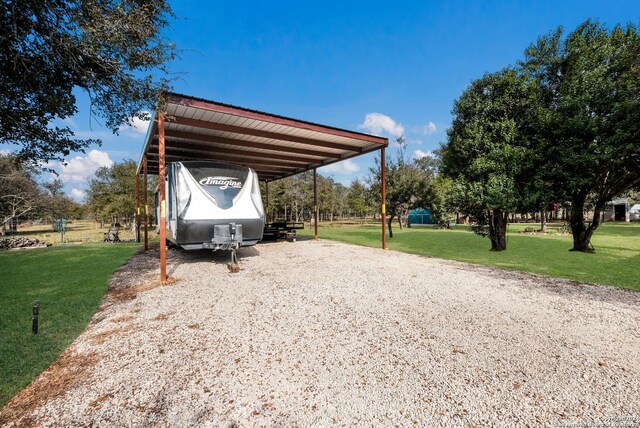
[
  {"x1": 603, "y1": 198, "x2": 631, "y2": 222},
  {"x1": 629, "y1": 204, "x2": 640, "y2": 222}
]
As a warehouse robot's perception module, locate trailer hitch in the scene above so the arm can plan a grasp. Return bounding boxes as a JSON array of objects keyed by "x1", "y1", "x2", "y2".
[
  {"x1": 213, "y1": 223, "x2": 242, "y2": 273},
  {"x1": 227, "y1": 223, "x2": 241, "y2": 273}
]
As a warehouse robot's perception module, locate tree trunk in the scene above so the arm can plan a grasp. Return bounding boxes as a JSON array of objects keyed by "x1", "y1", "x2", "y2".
[
  {"x1": 540, "y1": 205, "x2": 547, "y2": 233},
  {"x1": 488, "y1": 209, "x2": 508, "y2": 251},
  {"x1": 387, "y1": 214, "x2": 395, "y2": 238},
  {"x1": 570, "y1": 197, "x2": 601, "y2": 253}
]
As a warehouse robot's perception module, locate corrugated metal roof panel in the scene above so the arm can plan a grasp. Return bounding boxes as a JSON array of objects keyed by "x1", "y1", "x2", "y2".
[{"x1": 138, "y1": 92, "x2": 388, "y2": 180}]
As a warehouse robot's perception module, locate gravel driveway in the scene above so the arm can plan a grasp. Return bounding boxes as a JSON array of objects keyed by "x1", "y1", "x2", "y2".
[{"x1": 2, "y1": 239, "x2": 639, "y2": 427}]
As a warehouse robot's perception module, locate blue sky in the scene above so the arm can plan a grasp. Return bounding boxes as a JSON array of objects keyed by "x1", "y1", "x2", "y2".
[{"x1": 14, "y1": 0, "x2": 640, "y2": 200}]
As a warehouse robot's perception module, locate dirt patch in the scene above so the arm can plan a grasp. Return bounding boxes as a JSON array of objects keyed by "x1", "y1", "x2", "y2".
[
  {"x1": 104, "y1": 277, "x2": 178, "y2": 306},
  {"x1": 0, "y1": 350, "x2": 98, "y2": 427},
  {"x1": 90, "y1": 325, "x2": 142, "y2": 345},
  {"x1": 97, "y1": 246, "x2": 179, "y2": 310},
  {"x1": 110, "y1": 314, "x2": 135, "y2": 323},
  {"x1": 87, "y1": 392, "x2": 115, "y2": 409},
  {"x1": 153, "y1": 313, "x2": 172, "y2": 321}
]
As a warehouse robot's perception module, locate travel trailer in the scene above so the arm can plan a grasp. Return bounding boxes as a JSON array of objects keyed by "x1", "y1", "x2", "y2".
[{"x1": 156, "y1": 161, "x2": 264, "y2": 255}]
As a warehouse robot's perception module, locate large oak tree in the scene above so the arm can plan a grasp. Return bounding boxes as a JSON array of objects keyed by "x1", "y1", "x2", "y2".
[
  {"x1": 0, "y1": 0, "x2": 175, "y2": 165},
  {"x1": 520, "y1": 20, "x2": 640, "y2": 252},
  {"x1": 441, "y1": 68, "x2": 539, "y2": 251}
]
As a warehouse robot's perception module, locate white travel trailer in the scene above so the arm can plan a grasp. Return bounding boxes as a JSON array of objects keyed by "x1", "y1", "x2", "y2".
[{"x1": 156, "y1": 161, "x2": 264, "y2": 255}]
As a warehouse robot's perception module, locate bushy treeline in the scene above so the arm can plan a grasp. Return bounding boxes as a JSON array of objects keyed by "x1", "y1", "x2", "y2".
[
  {"x1": 0, "y1": 155, "x2": 156, "y2": 231},
  {"x1": 260, "y1": 171, "x2": 375, "y2": 223}
]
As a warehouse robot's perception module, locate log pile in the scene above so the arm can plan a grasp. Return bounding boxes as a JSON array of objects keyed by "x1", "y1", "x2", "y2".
[{"x1": 0, "y1": 237, "x2": 49, "y2": 250}]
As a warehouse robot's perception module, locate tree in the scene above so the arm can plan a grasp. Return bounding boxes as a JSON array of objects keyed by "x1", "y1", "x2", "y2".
[
  {"x1": 86, "y1": 160, "x2": 138, "y2": 225},
  {"x1": 318, "y1": 176, "x2": 337, "y2": 221},
  {"x1": 414, "y1": 155, "x2": 440, "y2": 177},
  {"x1": 0, "y1": 0, "x2": 175, "y2": 166},
  {"x1": 520, "y1": 20, "x2": 640, "y2": 251},
  {"x1": 426, "y1": 175, "x2": 454, "y2": 227},
  {"x1": 441, "y1": 68, "x2": 538, "y2": 251},
  {"x1": 347, "y1": 179, "x2": 370, "y2": 217},
  {"x1": 0, "y1": 154, "x2": 43, "y2": 232},
  {"x1": 41, "y1": 178, "x2": 74, "y2": 221},
  {"x1": 369, "y1": 136, "x2": 432, "y2": 238},
  {"x1": 291, "y1": 172, "x2": 313, "y2": 222}
]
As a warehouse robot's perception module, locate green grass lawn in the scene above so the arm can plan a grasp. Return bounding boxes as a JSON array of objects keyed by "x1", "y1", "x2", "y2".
[
  {"x1": 0, "y1": 243, "x2": 138, "y2": 407},
  {"x1": 300, "y1": 222, "x2": 640, "y2": 291}
]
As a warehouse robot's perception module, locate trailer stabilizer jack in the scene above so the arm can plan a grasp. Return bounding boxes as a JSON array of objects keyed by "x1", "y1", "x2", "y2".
[{"x1": 227, "y1": 248, "x2": 240, "y2": 273}]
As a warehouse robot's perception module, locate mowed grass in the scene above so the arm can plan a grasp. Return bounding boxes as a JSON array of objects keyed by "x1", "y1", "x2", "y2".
[
  {"x1": 0, "y1": 243, "x2": 138, "y2": 407},
  {"x1": 300, "y1": 222, "x2": 640, "y2": 291}
]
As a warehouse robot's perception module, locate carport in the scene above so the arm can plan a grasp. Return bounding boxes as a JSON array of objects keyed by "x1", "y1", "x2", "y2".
[{"x1": 136, "y1": 92, "x2": 389, "y2": 282}]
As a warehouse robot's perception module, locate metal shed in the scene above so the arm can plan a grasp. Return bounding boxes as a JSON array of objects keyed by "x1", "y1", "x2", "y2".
[{"x1": 136, "y1": 93, "x2": 389, "y2": 282}]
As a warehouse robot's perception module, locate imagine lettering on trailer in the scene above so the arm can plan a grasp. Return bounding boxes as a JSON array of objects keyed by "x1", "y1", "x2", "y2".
[{"x1": 199, "y1": 176, "x2": 243, "y2": 189}]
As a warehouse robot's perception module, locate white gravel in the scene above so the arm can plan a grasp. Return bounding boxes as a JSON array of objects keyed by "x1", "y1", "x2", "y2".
[{"x1": 2, "y1": 239, "x2": 639, "y2": 427}]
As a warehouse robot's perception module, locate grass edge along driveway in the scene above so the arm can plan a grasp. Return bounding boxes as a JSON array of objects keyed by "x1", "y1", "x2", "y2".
[
  {"x1": 300, "y1": 222, "x2": 640, "y2": 291},
  {"x1": 0, "y1": 243, "x2": 138, "y2": 408}
]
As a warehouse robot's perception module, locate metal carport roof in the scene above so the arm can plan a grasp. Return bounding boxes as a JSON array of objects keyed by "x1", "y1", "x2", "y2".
[{"x1": 137, "y1": 93, "x2": 388, "y2": 181}]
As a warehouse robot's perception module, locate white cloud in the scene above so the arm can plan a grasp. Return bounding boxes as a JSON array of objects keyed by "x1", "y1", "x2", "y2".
[
  {"x1": 70, "y1": 188, "x2": 86, "y2": 202},
  {"x1": 413, "y1": 121, "x2": 437, "y2": 135},
  {"x1": 0, "y1": 149, "x2": 11, "y2": 155},
  {"x1": 126, "y1": 111, "x2": 151, "y2": 134},
  {"x1": 47, "y1": 149, "x2": 114, "y2": 183},
  {"x1": 413, "y1": 149, "x2": 434, "y2": 159},
  {"x1": 319, "y1": 159, "x2": 360, "y2": 175},
  {"x1": 359, "y1": 113, "x2": 404, "y2": 137}
]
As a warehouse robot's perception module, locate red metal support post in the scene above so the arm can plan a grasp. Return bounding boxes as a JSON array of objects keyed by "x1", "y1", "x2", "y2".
[
  {"x1": 135, "y1": 172, "x2": 141, "y2": 243},
  {"x1": 313, "y1": 168, "x2": 318, "y2": 240},
  {"x1": 158, "y1": 115, "x2": 167, "y2": 283},
  {"x1": 265, "y1": 180, "x2": 269, "y2": 224},
  {"x1": 143, "y1": 155, "x2": 149, "y2": 251},
  {"x1": 381, "y1": 147, "x2": 387, "y2": 250}
]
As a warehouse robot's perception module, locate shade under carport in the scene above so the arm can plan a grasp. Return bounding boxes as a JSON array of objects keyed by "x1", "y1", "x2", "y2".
[{"x1": 136, "y1": 92, "x2": 389, "y2": 282}]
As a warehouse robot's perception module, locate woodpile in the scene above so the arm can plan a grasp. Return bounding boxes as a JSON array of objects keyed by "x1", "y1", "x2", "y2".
[{"x1": 0, "y1": 237, "x2": 49, "y2": 250}]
